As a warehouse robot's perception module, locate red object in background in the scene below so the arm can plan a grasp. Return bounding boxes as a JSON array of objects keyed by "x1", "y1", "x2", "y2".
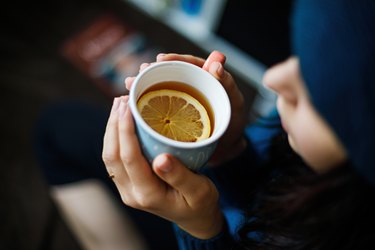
[{"x1": 61, "y1": 13, "x2": 161, "y2": 97}]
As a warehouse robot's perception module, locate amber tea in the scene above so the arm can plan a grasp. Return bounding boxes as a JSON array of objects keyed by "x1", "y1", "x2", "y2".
[{"x1": 138, "y1": 81, "x2": 215, "y2": 139}]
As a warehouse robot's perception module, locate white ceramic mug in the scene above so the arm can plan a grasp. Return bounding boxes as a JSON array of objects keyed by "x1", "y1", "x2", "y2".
[{"x1": 129, "y1": 61, "x2": 231, "y2": 171}]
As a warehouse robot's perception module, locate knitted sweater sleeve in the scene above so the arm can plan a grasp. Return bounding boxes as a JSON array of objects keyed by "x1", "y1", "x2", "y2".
[{"x1": 173, "y1": 219, "x2": 236, "y2": 250}]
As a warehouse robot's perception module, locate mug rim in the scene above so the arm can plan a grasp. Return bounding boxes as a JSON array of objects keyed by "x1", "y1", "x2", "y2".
[{"x1": 128, "y1": 60, "x2": 231, "y2": 149}]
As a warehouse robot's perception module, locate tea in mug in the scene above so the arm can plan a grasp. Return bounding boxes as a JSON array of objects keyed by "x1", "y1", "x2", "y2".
[{"x1": 137, "y1": 81, "x2": 214, "y2": 142}]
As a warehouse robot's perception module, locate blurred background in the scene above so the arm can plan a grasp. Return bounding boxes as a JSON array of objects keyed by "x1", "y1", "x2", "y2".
[{"x1": 0, "y1": 0, "x2": 292, "y2": 249}]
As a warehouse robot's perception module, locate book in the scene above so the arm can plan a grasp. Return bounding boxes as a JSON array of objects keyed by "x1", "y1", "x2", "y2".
[{"x1": 61, "y1": 13, "x2": 162, "y2": 97}]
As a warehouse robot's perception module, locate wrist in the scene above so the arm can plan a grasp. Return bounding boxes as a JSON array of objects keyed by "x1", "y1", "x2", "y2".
[{"x1": 177, "y1": 208, "x2": 224, "y2": 240}]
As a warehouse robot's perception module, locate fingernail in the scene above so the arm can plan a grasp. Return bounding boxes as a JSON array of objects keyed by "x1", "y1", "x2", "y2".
[
  {"x1": 157, "y1": 53, "x2": 166, "y2": 61},
  {"x1": 124, "y1": 77, "x2": 130, "y2": 84},
  {"x1": 202, "y1": 57, "x2": 211, "y2": 70},
  {"x1": 155, "y1": 155, "x2": 172, "y2": 173},
  {"x1": 111, "y1": 97, "x2": 121, "y2": 113},
  {"x1": 125, "y1": 77, "x2": 135, "y2": 91},
  {"x1": 139, "y1": 63, "x2": 149, "y2": 72},
  {"x1": 211, "y1": 62, "x2": 224, "y2": 77}
]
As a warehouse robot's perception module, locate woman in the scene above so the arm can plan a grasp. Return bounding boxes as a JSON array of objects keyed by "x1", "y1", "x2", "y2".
[{"x1": 102, "y1": 0, "x2": 375, "y2": 249}]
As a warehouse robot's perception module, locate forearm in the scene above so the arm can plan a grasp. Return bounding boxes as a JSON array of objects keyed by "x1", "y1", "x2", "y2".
[{"x1": 176, "y1": 206, "x2": 224, "y2": 240}]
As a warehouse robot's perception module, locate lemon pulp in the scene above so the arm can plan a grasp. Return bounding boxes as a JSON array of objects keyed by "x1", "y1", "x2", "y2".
[{"x1": 137, "y1": 89, "x2": 211, "y2": 142}]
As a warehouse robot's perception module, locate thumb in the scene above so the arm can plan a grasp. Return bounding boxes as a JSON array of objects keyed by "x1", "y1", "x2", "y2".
[{"x1": 152, "y1": 154, "x2": 203, "y2": 199}]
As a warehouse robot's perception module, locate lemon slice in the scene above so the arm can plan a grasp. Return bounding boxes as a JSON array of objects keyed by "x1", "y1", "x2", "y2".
[{"x1": 137, "y1": 89, "x2": 211, "y2": 142}]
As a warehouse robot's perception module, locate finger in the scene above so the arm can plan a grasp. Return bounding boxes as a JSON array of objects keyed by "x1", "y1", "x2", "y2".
[
  {"x1": 102, "y1": 97, "x2": 129, "y2": 184},
  {"x1": 208, "y1": 62, "x2": 244, "y2": 111},
  {"x1": 139, "y1": 63, "x2": 150, "y2": 72},
  {"x1": 210, "y1": 61, "x2": 246, "y2": 132},
  {"x1": 153, "y1": 154, "x2": 212, "y2": 203},
  {"x1": 125, "y1": 76, "x2": 135, "y2": 91},
  {"x1": 117, "y1": 96, "x2": 156, "y2": 185},
  {"x1": 207, "y1": 61, "x2": 225, "y2": 79},
  {"x1": 103, "y1": 98, "x2": 121, "y2": 161},
  {"x1": 202, "y1": 51, "x2": 226, "y2": 71},
  {"x1": 156, "y1": 51, "x2": 225, "y2": 70},
  {"x1": 156, "y1": 53, "x2": 206, "y2": 67}
]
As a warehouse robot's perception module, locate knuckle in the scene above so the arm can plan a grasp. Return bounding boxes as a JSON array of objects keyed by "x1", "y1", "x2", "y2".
[
  {"x1": 106, "y1": 117, "x2": 117, "y2": 129},
  {"x1": 139, "y1": 63, "x2": 149, "y2": 72},
  {"x1": 121, "y1": 194, "x2": 135, "y2": 207},
  {"x1": 102, "y1": 152, "x2": 117, "y2": 165},
  {"x1": 195, "y1": 184, "x2": 210, "y2": 200},
  {"x1": 134, "y1": 194, "x2": 154, "y2": 209},
  {"x1": 193, "y1": 180, "x2": 218, "y2": 203},
  {"x1": 120, "y1": 152, "x2": 132, "y2": 166},
  {"x1": 122, "y1": 187, "x2": 156, "y2": 210}
]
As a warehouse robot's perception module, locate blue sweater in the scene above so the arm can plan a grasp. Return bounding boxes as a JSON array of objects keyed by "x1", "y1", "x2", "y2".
[{"x1": 174, "y1": 110, "x2": 282, "y2": 249}]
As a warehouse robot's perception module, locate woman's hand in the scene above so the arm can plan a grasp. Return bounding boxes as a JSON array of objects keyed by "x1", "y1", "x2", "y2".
[
  {"x1": 102, "y1": 96, "x2": 224, "y2": 239},
  {"x1": 125, "y1": 51, "x2": 248, "y2": 165}
]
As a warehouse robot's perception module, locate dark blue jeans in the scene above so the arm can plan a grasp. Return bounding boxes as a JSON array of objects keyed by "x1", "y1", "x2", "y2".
[{"x1": 34, "y1": 100, "x2": 178, "y2": 250}]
